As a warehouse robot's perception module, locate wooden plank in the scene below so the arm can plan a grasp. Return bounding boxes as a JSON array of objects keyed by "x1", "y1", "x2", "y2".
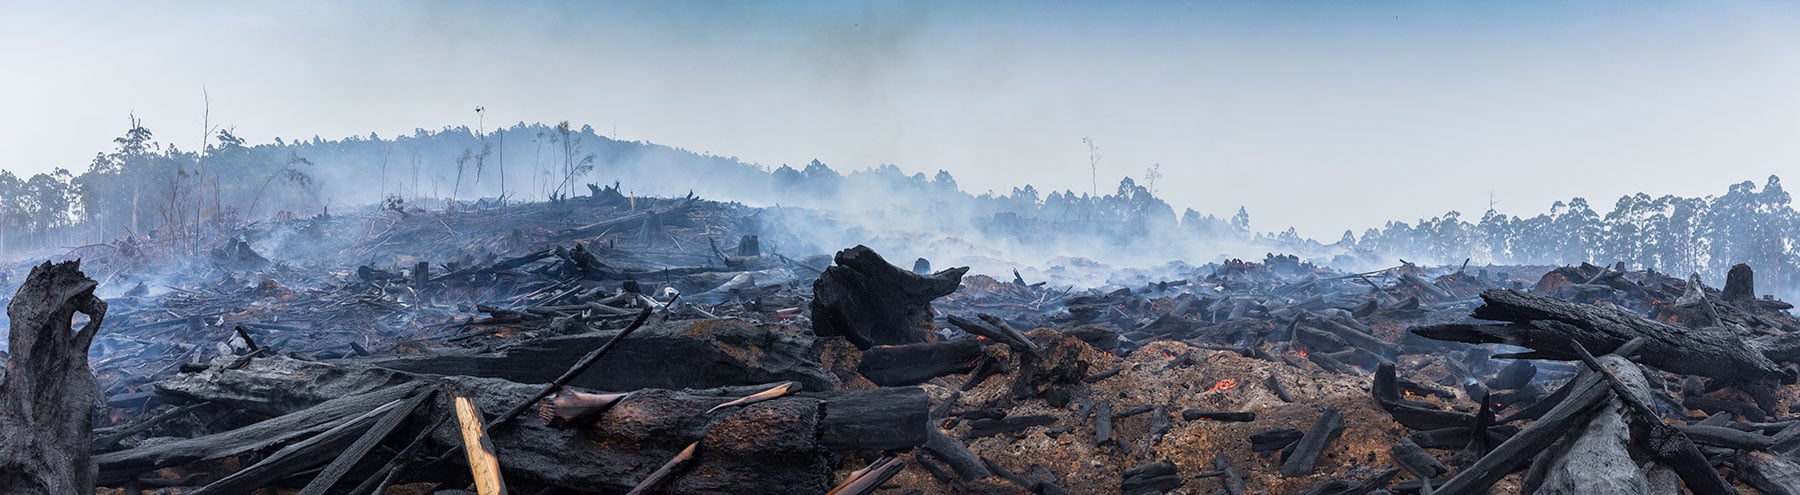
[{"x1": 455, "y1": 395, "x2": 509, "y2": 495}]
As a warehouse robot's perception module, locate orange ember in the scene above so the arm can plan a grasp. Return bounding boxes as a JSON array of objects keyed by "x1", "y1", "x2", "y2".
[
  {"x1": 1162, "y1": 352, "x2": 1175, "y2": 359},
  {"x1": 1205, "y1": 378, "x2": 1239, "y2": 393},
  {"x1": 1298, "y1": 350, "x2": 1309, "y2": 358}
]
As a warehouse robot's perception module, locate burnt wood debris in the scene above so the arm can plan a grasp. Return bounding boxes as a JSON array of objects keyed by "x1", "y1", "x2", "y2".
[{"x1": 6, "y1": 189, "x2": 1800, "y2": 493}]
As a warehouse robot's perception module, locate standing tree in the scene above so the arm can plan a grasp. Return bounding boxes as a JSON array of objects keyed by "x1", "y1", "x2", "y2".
[
  {"x1": 549, "y1": 121, "x2": 596, "y2": 200},
  {"x1": 451, "y1": 147, "x2": 473, "y2": 210},
  {"x1": 1082, "y1": 137, "x2": 1101, "y2": 198},
  {"x1": 0, "y1": 171, "x2": 22, "y2": 253},
  {"x1": 1143, "y1": 163, "x2": 1162, "y2": 196}
]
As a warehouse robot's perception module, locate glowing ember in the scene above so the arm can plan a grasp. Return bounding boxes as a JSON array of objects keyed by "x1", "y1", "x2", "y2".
[
  {"x1": 1205, "y1": 378, "x2": 1239, "y2": 392},
  {"x1": 1162, "y1": 352, "x2": 1175, "y2": 359},
  {"x1": 1298, "y1": 350, "x2": 1309, "y2": 358}
]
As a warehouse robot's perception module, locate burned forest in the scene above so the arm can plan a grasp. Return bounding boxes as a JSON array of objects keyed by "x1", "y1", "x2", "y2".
[
  {"x1": 2, "y1": 169, "x2": 1800, "y2": 495},
  {"x1": 11, "y1": 4, "x2": 1800, "y2": 494}
]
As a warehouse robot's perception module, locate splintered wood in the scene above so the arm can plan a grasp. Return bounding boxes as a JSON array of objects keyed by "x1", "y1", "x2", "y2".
[{"x1": 454, "y1": 395, "x2": 509, "y2": 495}]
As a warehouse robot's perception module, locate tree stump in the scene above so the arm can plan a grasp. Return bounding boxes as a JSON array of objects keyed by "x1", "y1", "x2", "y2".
[
  {"x1": 1723, "y1": 263, "x2": 1755, "y2": 306},
  {"x1": 0, "y1": 260, "x2": 108, "y2": 494},
  {"x1": 811, "y1": 245, "x2": 967, "y2": 350}
]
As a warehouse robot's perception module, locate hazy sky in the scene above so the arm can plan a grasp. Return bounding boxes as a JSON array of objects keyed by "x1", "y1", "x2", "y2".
[{"x1": 3, "y1": 1, "x2": 1798, "y2": 238}]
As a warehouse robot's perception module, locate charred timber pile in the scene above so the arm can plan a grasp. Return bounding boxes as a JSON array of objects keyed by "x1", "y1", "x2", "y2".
[
  {"x1": 127, "y1": 356, "x2": 928, "y2": 493},
  {"x1": 19, "y1": 190, "x2": 1800, "y2": 493}
]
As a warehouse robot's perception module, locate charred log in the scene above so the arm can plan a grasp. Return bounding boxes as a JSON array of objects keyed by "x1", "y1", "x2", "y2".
[
  {"x1": 1412, "y1": 289, "x2": 1788, "y2": 384},
  {"x1": 1280, "y1": 408, "x2": 1345, "y2": 477},
  {"x1": 373, "y1": 318, "x2": 835, "y2": 392},
  {"x1": 858, "y1": 339, "x2": 984, "y2": 386}
]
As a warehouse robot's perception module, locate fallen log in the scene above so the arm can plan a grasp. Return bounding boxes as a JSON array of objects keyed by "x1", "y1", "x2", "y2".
[
  {"x1": 148, "y1": 357, "x2": 929, "y2": 493},
  {"x1": 373, "y1": 318, "x2": 835, "y2": 392},
  {"x1": 1521, "y1": 354, "x2": 1651, "y2": 495},
  {"x1": 1412, "y1": 289, "x2": 1788, "y2": 383},
  {"x1": 556, "y1": 194, "x2": 699, "y2": 240},
  {"x1": 1182, "y1": 410, "x2": 1256, "y2": 422},
  {"x1": 1121, "y1": 459, "x2": 1181, "y2": 495},
  {"x1": 923, "y1": 428, "x2": 992, "y2": 481},
  {"x1": 0, "y1": 261, "x2": 108, "y2": 494},
  {"x1": 1298, "y1": 467, "x2": 1396, "y2": 495},
  {"x1": 1430, "y1": 365, "x2": 1611, "y2": 494},
  {"x1": 296, "y1": 389, "x2": 437, "y2": 495},
  {"x1": 1677, "y1": 424, "x2": 1776, "y2": 451},
  {"x1": 1736, "y1": 451, "x2": 1800, "y2": 495},
  {"x1": 1567, "y1": 340, "x2": 1736, "y2": 495},
  {"x1": 1094, "y1": 400, "x2": 1114, "y2": 446},
  {"x1": 858, "y1": 339, "x2": 984, "y2": 386},
  {"x1": 1389, "y1": 437, "x2": 1447, "y2": 479},
  {"x1": 947, "y1": 314, "x2": 1036, "y2": 352},
  {"x1": 1215, "y1": 453, "x2": 1248, "y2": 495},
  {"x1": 1249, "y1": 428, "x2": 1303, "y2": 454},
  {"x1": 96, "y1": 381, "x2": 427, "y2": 483},
  {"x1": 1280, "y1": 408, "x2": 1345, "y2": 477},
  {"x1": 187, "y1": 392, "x2": 421, "y2": 495},
  {"x1": 965, "y1": 415, "x2": 1057, "y2": 439}
]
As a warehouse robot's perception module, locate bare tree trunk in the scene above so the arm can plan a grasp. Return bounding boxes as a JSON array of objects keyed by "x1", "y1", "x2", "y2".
[{"x1": 0, "y1": 260, "x2": 107, "y2": 494}]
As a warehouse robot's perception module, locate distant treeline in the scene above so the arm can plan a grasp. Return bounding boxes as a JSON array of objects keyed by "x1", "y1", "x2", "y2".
[{"x1": 1, "y1": 118, "x2": 1794, "y2": 292}]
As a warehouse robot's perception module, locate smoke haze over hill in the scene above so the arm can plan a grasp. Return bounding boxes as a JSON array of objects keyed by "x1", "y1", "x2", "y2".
[{"x1": 5, "y1": 1, "x2": 1800, "y2": 238}]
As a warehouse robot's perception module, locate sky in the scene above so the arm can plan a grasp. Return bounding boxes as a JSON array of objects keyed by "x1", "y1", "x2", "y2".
[{"x1": 2, "y1": 1, "x2": 1798, "y2": 239}]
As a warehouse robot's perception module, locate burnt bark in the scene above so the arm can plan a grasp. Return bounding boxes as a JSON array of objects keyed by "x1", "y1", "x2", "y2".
[
  {"x1": 0, "y1": 261, "x2": 108, "y2": 494},
  {"x1": 811, "y1": 245, "x2": 968, "y2": 349}
]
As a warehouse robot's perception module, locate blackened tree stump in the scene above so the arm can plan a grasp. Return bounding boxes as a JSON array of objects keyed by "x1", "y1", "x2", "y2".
[
  {"x1": 0, "y1": 260, "x2": 108, "y2": 494},
  {"x1": 811, "y1": 245, "x2": 968, "y2": 349}
]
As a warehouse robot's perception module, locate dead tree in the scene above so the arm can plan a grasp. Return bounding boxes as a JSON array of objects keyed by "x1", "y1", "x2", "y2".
[
  {"x1": 811, "y1": 245, "x2": 968, "y2": 349},
  {"x1": 0, "y1": 261, "x2": 108, "y2": 494}
]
